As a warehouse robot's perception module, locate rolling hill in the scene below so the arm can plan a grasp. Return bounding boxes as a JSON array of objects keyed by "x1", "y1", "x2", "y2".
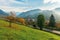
[{"x1": 0, "y1": 20, "x2": 60, "y2": 40}]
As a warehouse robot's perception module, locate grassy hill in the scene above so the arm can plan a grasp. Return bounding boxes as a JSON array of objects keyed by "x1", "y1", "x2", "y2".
[{"x1": 0, "y1": 20, "x2": 60, "y2": 40}]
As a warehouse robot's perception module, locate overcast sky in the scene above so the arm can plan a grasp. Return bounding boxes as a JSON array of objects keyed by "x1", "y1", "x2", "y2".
[{"x1": 0, "y1": 0, "x2": 60, "y2": 12}]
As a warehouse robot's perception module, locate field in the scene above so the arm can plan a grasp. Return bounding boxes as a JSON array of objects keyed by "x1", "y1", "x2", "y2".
[{"x1": 0, "y1": 20, "x2": 60, "y2": 40}]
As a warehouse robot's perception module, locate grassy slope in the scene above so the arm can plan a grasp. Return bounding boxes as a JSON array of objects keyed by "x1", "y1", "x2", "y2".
[{"x1": 0, "y1": 20, "x2": 60, "y2": 40}]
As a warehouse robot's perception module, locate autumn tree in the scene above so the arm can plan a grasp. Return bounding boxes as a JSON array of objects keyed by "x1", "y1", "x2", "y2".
[
  {"x1": 17, "y1": 18, "x2": 26, "y2": 25},
  {"x1": 37, "y1": 14, "x2": 45, "y2": 30},
  {"x1": 6, "y1": 11, "x2": 16, "y2": 27}
]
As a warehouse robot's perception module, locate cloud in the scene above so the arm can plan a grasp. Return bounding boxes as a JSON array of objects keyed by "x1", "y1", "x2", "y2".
[
  {"x1": 0, "y1": 0, "x2": 28, "y2": 12},
  {"x1": 39, "y1": 5, "x2": 60, "y2": 10},
  {"x1": 0, "y1": 6, "x2": 27, "y2": 12},
  {"x1": 0, "y1": 0, "x2": 60, "y2": 12},
  {"x1": 42, "y1": 0, "x2": 60, "y2": 10},
  {"x1": 44, "y1": 0, "x2": 60, "y2": 4},
  {"x1": 39, "y1": 7, "x2": 55, "y2": 10},
  {"x1": 15, "y1": 0, "x2": 25, "y2": 2},
  {"x1": 0, "y1": 0, "x2": 25, "y2": 6},
  {"x1": 44, "y1": 0, "x2": 51, "y2": 3}
]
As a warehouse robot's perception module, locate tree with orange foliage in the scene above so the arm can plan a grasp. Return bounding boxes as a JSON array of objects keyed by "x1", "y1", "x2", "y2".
[
  {"x1": 17, "y1": 18, "x2": 26, "y2": 25},
  {"x1": 6, "y1": 11, "x2": 16, "y2": 27}
]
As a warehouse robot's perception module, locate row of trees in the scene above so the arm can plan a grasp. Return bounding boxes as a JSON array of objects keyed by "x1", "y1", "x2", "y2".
[
  {"x1": 5, "y1": 11, "x2": 56, "y2": 30},
  {"x1": 37, "y1": 14, "x2": 56, "y2": 30}
]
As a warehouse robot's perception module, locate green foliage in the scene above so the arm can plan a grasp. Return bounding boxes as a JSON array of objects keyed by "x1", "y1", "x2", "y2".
[
  {"x1": 37, "y1": 14, "x2": 45, "y2": 30},
  {"x1": 48, "y1": 14, "x2": 56, "y2": 28}
]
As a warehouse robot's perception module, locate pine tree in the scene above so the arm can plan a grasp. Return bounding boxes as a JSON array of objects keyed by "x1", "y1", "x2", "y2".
[
  {"x1": 48, "y1": 14, "x2": 56, "y2": 29},
  {"x1": 37, "y1": 14, "x2": 45, "y2": 30}
]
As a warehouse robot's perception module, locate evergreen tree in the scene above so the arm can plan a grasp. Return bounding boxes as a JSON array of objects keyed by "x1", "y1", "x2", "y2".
[
  {"x1": 48, "y1": 14, "x2": 56, "y2": 29},
  {"x1": 37, "y1": 14, "x2": 45, "y2": 30}
]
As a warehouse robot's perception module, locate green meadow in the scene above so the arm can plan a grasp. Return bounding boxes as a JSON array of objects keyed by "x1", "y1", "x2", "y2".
[{"x1": 0, "y1": 20, "x2": 60, "y2": 40}]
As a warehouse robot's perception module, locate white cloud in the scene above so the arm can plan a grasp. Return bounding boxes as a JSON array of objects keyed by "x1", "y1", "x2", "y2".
[
  {"x1": 42, "y1": 0, "x2": 60, "y2": 10},
  {"x1": 0, "y1": 0, "x2": 24, "y2": 6},
  {"x1": 44, "y1": 0, "x2": 50, "y2": 3},
  {"x1": 0, "y1": 6, "x2": 27, "y2": 12},
  {"x1": 44, "y1": 0, "x2": 60, "y2": 3},
  {"x1": 0, "y1": 0, "x2": 27, "y2": 12},
  {"x1": 39, "y1": 7, "x2": 55, "y2": 10},
  {"x1": 39, "y1": 5, "x2": 60, "y2": 10},
  {"x1": 0, "y1": 0, "x2": 60, "y2": 12}
]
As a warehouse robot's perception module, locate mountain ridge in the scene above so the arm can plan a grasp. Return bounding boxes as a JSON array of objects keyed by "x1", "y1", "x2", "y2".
[
  {"x1": 17, "y1": 9, "x2": 60, "y2": 22},
  {"x1": 0, "y1": 9, "x2": 9, "y2": 17}
]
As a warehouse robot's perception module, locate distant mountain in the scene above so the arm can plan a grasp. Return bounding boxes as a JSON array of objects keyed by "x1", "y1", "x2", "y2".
[
  {"x1": 17, "y1": 9, "x2": 53, "y2": 19},
  {"x1": 53, "y1": 8, "x2": 60, "y2": 21},
  {"x1": 55, "y1": 8, "x2": 60, "y2": 11},
  {"x1": 17, "y1": 9, "x2": 60, "y2": 22},
  {"x1": 18, "y1": 9, "x2": 41, "y2": 18},
  {"x1": 16, "y1": 12, "x2": 22, "y2": 16},
  {"x1": 0, "y1": 9, "x2": 9, "y2": 17},
  {"x1": 41, "y1": 10, "x2": 54, "y2": 20}
]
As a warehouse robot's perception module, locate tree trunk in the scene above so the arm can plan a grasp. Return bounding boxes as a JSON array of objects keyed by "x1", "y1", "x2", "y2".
[
  {"x1": 40, "y1": 27, "x2": 43, "y2": 30},
  {"x1": 9, "y1": 21, "x2": 12, "y2": 27}
]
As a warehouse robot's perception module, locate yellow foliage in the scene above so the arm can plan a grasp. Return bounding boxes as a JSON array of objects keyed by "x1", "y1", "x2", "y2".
[
  {"x1": 6, "y1": 16, "x2": 17, "y2": 23},
  {"x1": 17, "y1": 18, "x2": 26, "y2": 25},
  {"x1": 6, "y1": 16, "x2": 13, "y2": 20}
]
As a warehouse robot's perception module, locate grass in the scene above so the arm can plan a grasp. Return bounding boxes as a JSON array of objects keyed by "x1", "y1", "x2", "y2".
[{"x1": 0, "y1": 20, "x2": 60, "y2": 40}]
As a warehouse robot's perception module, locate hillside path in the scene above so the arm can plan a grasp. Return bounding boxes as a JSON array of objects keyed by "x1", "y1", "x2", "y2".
[{"x1": 43, "y1": 28, "x2": 60, "y2": 35}]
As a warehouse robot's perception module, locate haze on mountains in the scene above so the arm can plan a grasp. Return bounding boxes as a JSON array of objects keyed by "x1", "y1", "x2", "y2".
[
  {"x1": 17, "y1": 8, "x2": 60, "y2": 22},
  {"x1": 1, "y1": 7, "x2": 60, "y2": 22}
]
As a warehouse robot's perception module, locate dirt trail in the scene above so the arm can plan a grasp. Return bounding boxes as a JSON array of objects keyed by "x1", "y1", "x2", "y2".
[{"x1": 43, "y1": 28, "x2": 60, "y2": 35}]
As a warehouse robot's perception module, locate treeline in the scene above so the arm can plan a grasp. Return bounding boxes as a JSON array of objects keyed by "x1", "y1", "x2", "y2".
[
  {"x1": 37, "y1": 14, "x2": 56, "y2": 30},
  {"x1": 2, "y1": 11, "x2": 60, "y2": 31}
]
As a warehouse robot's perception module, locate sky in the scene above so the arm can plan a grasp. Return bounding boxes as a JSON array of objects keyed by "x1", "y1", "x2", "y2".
[{"x1": 0, "y1": 0, "x2": 60, "y2": 12}]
